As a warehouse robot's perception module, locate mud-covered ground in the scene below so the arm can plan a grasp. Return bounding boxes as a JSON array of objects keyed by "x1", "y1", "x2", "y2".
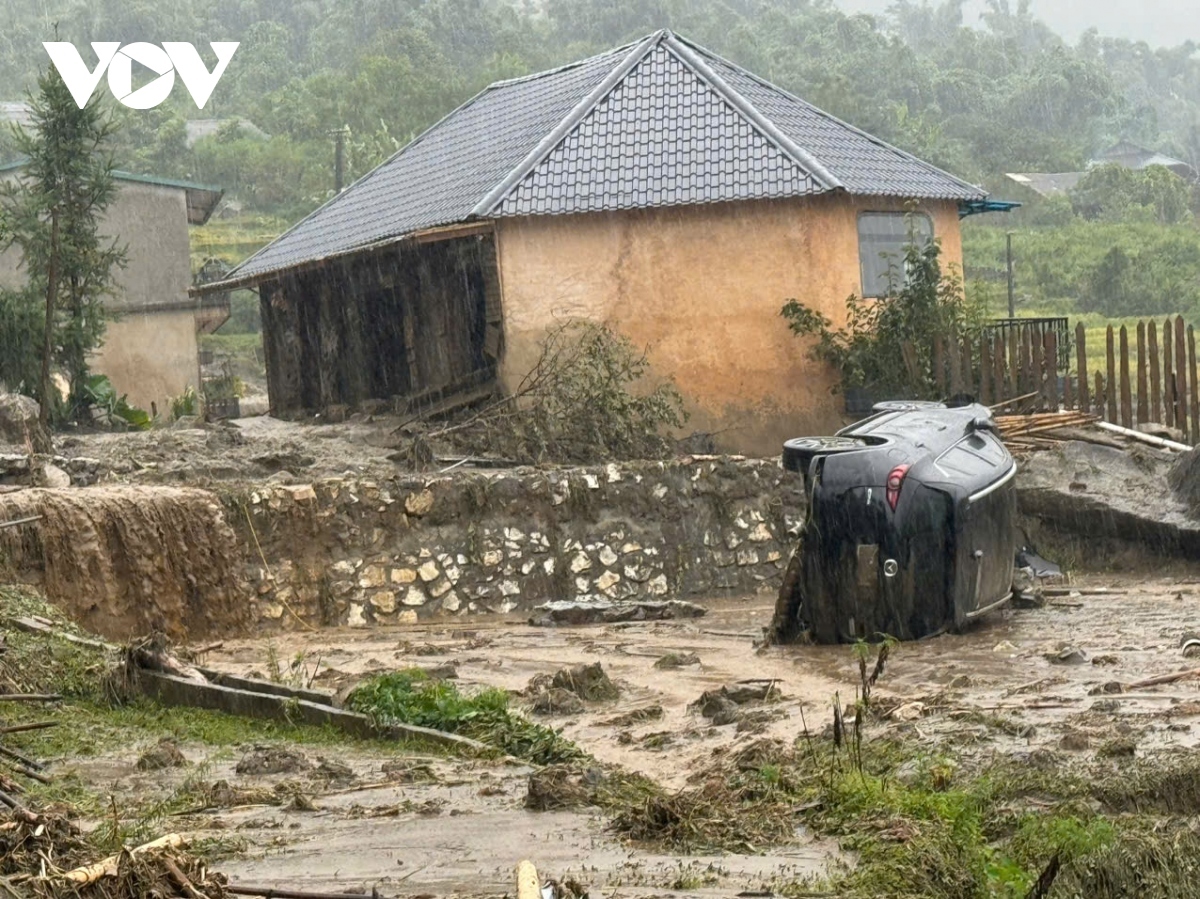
[{"x1": 26, "y1": 571, "x2": 1200, "y2": 896}]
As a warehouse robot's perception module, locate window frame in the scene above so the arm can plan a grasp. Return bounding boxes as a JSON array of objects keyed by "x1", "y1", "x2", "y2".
[{"x1": 857, "y1": 211, "x2": 935, "y2": 299}]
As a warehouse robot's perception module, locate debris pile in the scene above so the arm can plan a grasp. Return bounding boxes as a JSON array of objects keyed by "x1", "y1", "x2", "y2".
[{"x1": 995, "y1": 411, "x2": 1101, "y2": 452}]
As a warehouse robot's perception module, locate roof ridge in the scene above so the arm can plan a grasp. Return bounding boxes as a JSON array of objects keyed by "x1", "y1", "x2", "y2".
[
  {"x1": 472, "y1": 31, "x2": 667, "y2": 217},
  {"x1": 672, "y1": 34, "x2": 984, "y2": 198},
  {"x1": 488, "y1": 38, "x2": 647, "y2": 88},
  {"x1": 663, "y1": 34, "x2": 841, "y2": 191}
]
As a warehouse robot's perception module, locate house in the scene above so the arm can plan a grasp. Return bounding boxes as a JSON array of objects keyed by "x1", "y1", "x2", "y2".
[
  {"x1": 1006, "y1": 140, "x2": 1195, "y2": 200},
  {"x1": 0, "y1": 165, "x2": 227, "y2": 415},
  {"x1": 193, "y1": 30, "x2": 999, "y2": 454}
]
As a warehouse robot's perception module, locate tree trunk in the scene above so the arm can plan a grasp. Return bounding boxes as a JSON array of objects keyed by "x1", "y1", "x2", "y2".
[{"x1": 39, "y1": 210, "x2": 59, "y2": 430}]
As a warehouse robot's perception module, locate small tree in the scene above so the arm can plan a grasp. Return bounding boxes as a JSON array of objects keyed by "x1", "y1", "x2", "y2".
[
  {"x1": 0, "y1": 64, "x2": 124, "y2": 426},
  {"x1": 781, "y1": 236, "x2": 982, "y2": 401}
]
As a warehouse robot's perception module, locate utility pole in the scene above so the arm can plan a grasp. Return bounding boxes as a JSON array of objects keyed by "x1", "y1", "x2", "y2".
[
  {"x1": 1006, "y1": 231, "x2": 1016, "y2": 319},
  {"x1": 329, "y1": 127, "x2": 349, "y2": 194}
]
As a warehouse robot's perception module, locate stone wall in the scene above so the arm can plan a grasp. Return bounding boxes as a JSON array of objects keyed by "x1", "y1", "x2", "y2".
[{"x1": 231, "y1": 458, "x2": 805, "y2": 630}]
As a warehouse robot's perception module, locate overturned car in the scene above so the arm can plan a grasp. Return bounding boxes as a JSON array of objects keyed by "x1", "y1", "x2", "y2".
[{"x1": 770, "y1": 400, "x2": 1017, "y2": 644}]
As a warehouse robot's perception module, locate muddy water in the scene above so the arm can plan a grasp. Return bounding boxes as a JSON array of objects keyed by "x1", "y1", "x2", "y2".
[{"x1": 188, "y1": 574, "x2": 1200, "y2": 894}]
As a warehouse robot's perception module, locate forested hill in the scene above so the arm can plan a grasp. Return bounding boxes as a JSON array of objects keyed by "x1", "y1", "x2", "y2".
[{"x1": 1, "y1": 0, "x2": 1198, "y2": 219}]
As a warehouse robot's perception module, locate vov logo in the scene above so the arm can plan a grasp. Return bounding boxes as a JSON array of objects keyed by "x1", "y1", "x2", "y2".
[{"x1": 43, "y1": 42, "x2": 239, "y2": 110}]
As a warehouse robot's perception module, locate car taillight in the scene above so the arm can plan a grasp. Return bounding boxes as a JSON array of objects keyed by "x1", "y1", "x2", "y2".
[{"x1": 886, "y1": 464, "x2": 911, "y2": 511}]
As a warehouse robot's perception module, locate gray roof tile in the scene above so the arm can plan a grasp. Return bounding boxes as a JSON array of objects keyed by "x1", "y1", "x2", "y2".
[{"x1": 223, "y1": 31, "x2": 986, "y2": 285}]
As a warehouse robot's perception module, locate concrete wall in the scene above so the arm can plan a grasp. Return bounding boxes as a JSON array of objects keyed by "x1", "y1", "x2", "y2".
[
  {"x1": 91, "y1": 308, "x2": 200, "y2": 415},
  {"x1": 495, "y1": 195, "x2": 965, "y2": 456},
  {"x1": 0, "y1": 178, "x2": 201, "y2": 413}
]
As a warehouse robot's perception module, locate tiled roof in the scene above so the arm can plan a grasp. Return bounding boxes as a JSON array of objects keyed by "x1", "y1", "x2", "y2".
[{"x1": 218, "y1": 31, "x2": 986, "y2": 286}]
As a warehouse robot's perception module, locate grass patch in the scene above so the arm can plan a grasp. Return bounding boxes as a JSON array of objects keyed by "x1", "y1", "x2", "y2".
[{"x1": 346, "y1": 669, "x2": 584, "y2": 765}]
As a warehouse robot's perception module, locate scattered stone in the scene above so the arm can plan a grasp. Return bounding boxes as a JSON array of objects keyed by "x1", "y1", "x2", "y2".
[
  {"x1": 698, "y1": 694, "x2": 740, "y2": 726},
  {"x1": 529, "y1": 599, "x2": 706, "y2": 626},
  {"x1": 33, "y1": 462, "x2": 71, "y2": 489},
  {"x1": 551, "y1": 662, "x2": 620, "y2": 701},
  {"x1": 653, "y1": 652, "x2": 700, "y2": 670},
  {"x1": 235, "y1": 746, "x2": 311, "y2": 776},
  {"x1": 0, "y1": 393, "x2": 51, "y2": 453},
  {"x1": 136, "y1": 738, "x2": 189, "y2": 771},
  {"x1": 1047, "y1": 646, "x2": 1088, "y2": 665},
  {"x1": 529, "y1": 687, "x2": 586, "y2": 717},
  {"x1": 600, "y1": 705, "x2": 664, "y2": 727},
  {"x1": 1091, "y1": 698, "x2": 1121, "y2": 713},
  {"x1": 405, "y1": 489, "x2": 434, "y2": 516},
  {"x1": 314, "y1": 757, "x2": 356, "y2": 783},
  {"x1": 1060, "y1": 732, "x2": 1090, "y2": 752}
]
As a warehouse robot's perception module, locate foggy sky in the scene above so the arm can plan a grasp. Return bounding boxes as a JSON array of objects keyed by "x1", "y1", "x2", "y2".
[{"x1": 836, "y1": 0, "x2": 1199, "y2": 47}]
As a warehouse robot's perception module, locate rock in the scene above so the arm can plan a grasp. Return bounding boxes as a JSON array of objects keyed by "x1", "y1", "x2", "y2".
[
  {"x1": 891, "y1": 701, "x2": 925, "y2": 721},
  {"x1": 594, "y1": 570, "x2": 620, "y2": 592},
  {"x1": 391, "y1": 568, "x2": 417, "y2": 585},
  {"x1": 405, "y1": 490, "x2": 434, "y2": 516},
  {"x1": 1047, "y1": 646, "x2": 1088, "y2": 665},
  {"x1": 550, "y1": 662, "x2": 619, "y2": 701},
  {"x1": 370, "y1": 591, "x2": 397, "y2": 614},
  {"x1": 235, "y1": 746, "x2": 310, "y2": 775},
  {"x1": 529, "y1": 687, "x2": 585, "y2": 717},
  {"x1": 402, "y1": 587, "x2": 426, "y2": 607},
  {"x1": 33, "y1": 462, "x2": 71, "y2": 488},
  {"x1": 653, "y1": 652, "x2": 700, "y2": 670},
  {"x1": 528, "y1": 599, "x2": 706, "y2": 626},
  {"x1": 136, "y1": 739, "x2": 189, "y2": 771},
  {"x1": 948, "y1": 674, "x2": 973, "y2": 689},
  {"x1": 1091, "y1": 698, "x2": 1121, "y2": 713},
  {"x1": 0, "y1": 394, "x2": 51, "y2": 453},
  {"x1": 698, "y1": 693, "x2": 741, "y2": 725},
  {"x1": 417, "y1": 560, "x2": 439, "y2": 582},
  {"x1": 1060, "y1": 732, "x2": 1090, "y2": 752},
  {"x1": 1089, "y1": 681, "x2": 1125, "y2": 695}
]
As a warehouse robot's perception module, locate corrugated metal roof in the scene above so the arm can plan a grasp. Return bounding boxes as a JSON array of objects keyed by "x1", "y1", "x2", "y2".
[{"x1": 221, "y1": 30, "x2": 986, "y2": 286}]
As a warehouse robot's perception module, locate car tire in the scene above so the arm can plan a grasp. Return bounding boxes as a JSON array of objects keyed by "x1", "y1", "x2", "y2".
[
  {"x1": 769, "y1": 540, "x2": 808, "y2": 644},
  {"x1": 782, "y1": 435, "x2": 868, "y2": 473}
]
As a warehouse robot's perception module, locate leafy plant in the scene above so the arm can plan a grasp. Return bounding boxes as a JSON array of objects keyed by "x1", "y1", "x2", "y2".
[
  {"x1": 169, "y1": 385, "x2": 198, "y2": 420},
  {"x1": 781, "y1": 232, "x2": 983, "y2": 400},
  {"x1": 83, "y1": 374, "x2": 151, "y2": 431},
  {"x1": 346, "y1": 668, "x2": 583, "y2": 764}
]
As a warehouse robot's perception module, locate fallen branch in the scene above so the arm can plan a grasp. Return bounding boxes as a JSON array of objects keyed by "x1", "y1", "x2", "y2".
[
  {"x1": 225, "y1": 886, "x2": 381, "y2": 899},
  {"x1": 2, "y1": 761, "x2": 49, "y2": 785},
  {"x1": 163, "y1": 856, "x2": 210, "y2": 899},
  {"x1": 0, "y1": 694, "x2": 61, "y2": 703},
  {"x1": 0, "y1": 722, "x2": 57, "y2": 735},
  {"x1": 58, "y1": 833, "x2": 185, "y2": 885},
  {"x1": 0, "y1": 744, "x2": 43, "y2": 771},
  {"x1": 0, "y1": 516, "x2": 42, "y2": 530},
  {"x1": 1094, "y1": 420, "x2": 1192, "y2": 452},
  {"x1": 1126, "y1": 668, "x2": 1200, "y2": 690}
]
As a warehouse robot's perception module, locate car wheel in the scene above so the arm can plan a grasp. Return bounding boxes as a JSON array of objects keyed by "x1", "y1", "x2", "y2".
[
  {"x1": 782, "y1": 435, "x2": 868, "y2": 473},
  {"x1": 871, "y1": 400, "x2": 945, "y2": 413}
]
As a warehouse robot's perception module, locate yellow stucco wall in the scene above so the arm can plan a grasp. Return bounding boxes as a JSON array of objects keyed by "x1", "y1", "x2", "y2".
[
  {"x1": 495, "y1": 194, "x2": 965, "y2": 457},
  {"x1": 90, "y1": 309, "x2": 200, "y2": 417}
]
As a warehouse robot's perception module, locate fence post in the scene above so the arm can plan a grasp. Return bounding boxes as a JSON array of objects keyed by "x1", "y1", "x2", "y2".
[
  {"x1": 1008, "y1": 326, "x2": 1019, "y2": 397},
  {"x1": 1164, "y1": 320, "x2": 1176, "y2": 428},
  {"x1": 1176, "y1": 316, "x2": 1188, "y2": 437},
  {"x1": 993, "y1": 334, "x2": 1006, "y2": 405},
  {"x1": 1137, "y1": 321, "x2": 1148, "y2": 426},
  {"x1": 1076, "y1": 322, "x2": 1089, "y2": 413},
  {"x1": 1095, "y1": 372, "x2": 1105, "y2": 418},
  {"x1": 1190, "y1": 324, "x2": 1199, "y2": 446},
  {"x1": 1045, "y1": 331, "x2": 1059, "y2": 411},
  {"x1": 1106, "y1": 325, "x2": 1118, "y2": 424},
  {"x1": 1020, "y1": 325, "x2": 1033, "y2": 398},
  {"x1": 1149, "y1": 320, "x2": 1161, "y2": 423},
  {"x1": 1119, "y1": 325, "x2": 1132, "y2": 428},
  {"x1": 1031, "y1": 329, "x2": 1044, "y2": 409}
]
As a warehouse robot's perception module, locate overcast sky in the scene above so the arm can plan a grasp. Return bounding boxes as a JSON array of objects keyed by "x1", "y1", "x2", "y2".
[{"x1": 836, "y1": 0, "x2": 1200, "y2": 47}]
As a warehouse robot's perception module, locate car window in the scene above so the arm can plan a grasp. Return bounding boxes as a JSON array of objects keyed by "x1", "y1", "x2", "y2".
[{"x1": 858, "y1": 212, "x2": 934, "y2": 298}]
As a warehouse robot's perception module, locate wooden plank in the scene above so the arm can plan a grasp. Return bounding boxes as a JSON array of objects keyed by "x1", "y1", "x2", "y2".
[
  {"x1": 933, "y1": 334, "x2": 945, "y2": 395},
  {"x1": 1008, "y1": 325, "x2": 1019, "y2": 397},
  {"x1": 1096, "y1": 372, "x2": 1105, "y2": 420},
  {"x1": 1191, "y1": 325, "x2": 1199, "y2": 446},
  {"x1": 979, "y1": 336, "x2": 992, "y2": 405},
  {"x1": 1165, "y1": 318, "x2": 1176, "y2": 428},
  {"x1": 1045, "y1": 331, "x2": 1059, "y2": 411},
  {"x1": 1177, "y1": 316, "x2": 1189, "y2": 437},
  {"x1": 993, "y1": 334, "x2": 1006, "y2": 405},
  {"x1": 1031, "y1": 327, "x2": 1044, "y2": 409},
  {"x1": 1149, "y1": 319, "x2": 1162, "y2": 423},
  {"x1": 1076, "y1": 322, "x2": 1089, "y2": 414},
  {"x1": 1106, "y1": 325, "x2": 1118, "y2": 424},
  {"x1": 1119, "y1": 325, "x2": 1133, "y2": 428},
  {"x1": 1020, "y1": 325, "x2": 1033, "y2": 398},
  {"x1": 1064, "y1": 365, "x2": 1074, "y2": 411}
]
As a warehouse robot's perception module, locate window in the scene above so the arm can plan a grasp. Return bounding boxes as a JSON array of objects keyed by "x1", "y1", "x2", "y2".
[{"x1": 857, "y1": 212, "x2": 934, "y2": 298}]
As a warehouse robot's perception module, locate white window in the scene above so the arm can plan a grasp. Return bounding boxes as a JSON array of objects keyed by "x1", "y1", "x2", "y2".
[{"x1": 858, "y1": 212, "x2": 934, "y2": 298}]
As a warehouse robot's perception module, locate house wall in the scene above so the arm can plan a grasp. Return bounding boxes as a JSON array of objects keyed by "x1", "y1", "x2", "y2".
[
  {"x1": 494, "y1": 194, "x2": 965, "y2": 456},
  {"x1": 0, "y1": 178, "x2": 202, "y2": 413},
  {"x1": 91, "y1": 309, "x2": 200, "y2": 416}
]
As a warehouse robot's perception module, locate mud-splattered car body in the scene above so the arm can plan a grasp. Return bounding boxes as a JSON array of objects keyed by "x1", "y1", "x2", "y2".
[{"x1": 772, "y1": 401, "x2": 1017, "y2": 644}]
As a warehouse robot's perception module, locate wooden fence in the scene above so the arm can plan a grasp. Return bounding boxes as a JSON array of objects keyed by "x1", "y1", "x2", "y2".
[{"x1": 934, "y1": 315, "x2": 1200, "y2": 445}]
